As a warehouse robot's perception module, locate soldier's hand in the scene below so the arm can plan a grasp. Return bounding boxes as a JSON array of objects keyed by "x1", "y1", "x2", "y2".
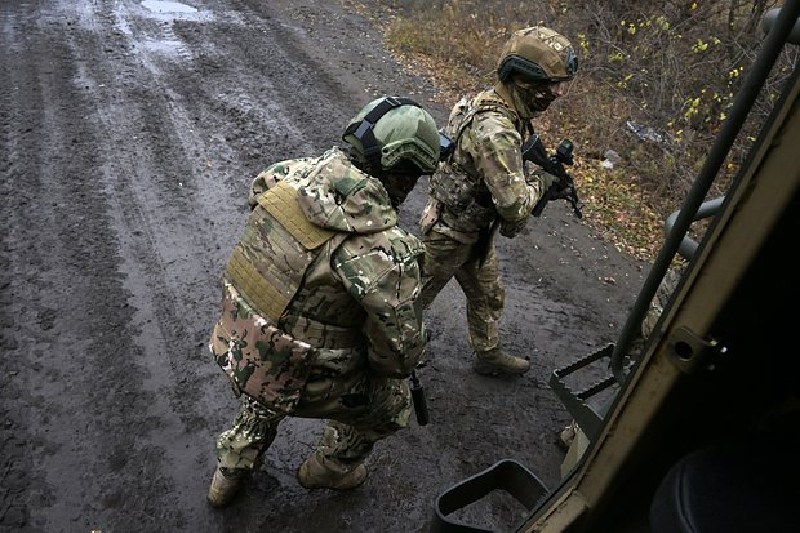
[
  {"x1": 499, "y1": 218, "x2": 527, "y2": 238},
  {"x1": 536, "y1": 171, "x2": 559, "y2": 192}
]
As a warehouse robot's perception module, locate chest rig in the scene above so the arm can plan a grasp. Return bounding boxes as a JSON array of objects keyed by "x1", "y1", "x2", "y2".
[{"x1": 431, "y1": 91, "x2": 527, "y2": 210}]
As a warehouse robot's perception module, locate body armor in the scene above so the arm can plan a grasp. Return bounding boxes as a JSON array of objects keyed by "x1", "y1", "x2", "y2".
[
  {"x1": 426, "y1": 89, "x2": 528, "y2": 241},
  {"x1": 210, "y1": 148, "x2": 423, "y2": 412}
]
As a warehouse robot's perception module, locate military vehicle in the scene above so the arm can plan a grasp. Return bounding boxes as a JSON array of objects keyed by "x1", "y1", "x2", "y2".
[{"x1": 430, "y1": 4, "x2": 800, "y2": 532}]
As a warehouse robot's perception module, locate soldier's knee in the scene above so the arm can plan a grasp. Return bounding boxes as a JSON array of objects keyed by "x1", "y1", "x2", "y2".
[{"x1": 369, "y1": 380, "x2": 412, "y2": 432}]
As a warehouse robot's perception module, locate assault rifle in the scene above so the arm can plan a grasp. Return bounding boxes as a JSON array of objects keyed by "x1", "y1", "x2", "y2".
[{"x1": 522, "y1": 134, "x2": 583, "y2": 219}]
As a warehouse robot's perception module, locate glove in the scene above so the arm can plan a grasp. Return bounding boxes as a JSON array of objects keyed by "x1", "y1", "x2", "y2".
[
  {"x1": 536, "y1": 171, "x2": 574, "y2": 200},
  {"x1": 499, "y1": 218, "x2": 527, "y2": 238},
  {"x1": 536, "y1": 171, "x2": 559, "y2": 192}
]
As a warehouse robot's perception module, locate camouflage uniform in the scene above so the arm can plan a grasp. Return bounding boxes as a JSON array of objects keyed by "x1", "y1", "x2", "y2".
[
  {"x1": 419, "y1": 27, "x2": 576, "y2": 370},
  {"x1": 209, "y1": 147, "x2": 425, "y2": 475},
  {"x1": 419, "y1": 87, "x2": 545, "y2": 354}
]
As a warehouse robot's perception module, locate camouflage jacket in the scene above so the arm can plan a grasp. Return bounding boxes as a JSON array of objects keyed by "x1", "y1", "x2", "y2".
[
  {"x1": 209, "y1": 147, "x2": 426, "y2": 412},
  {"x1": 423, "y1": 88, "x2": 545, "y2": 243}
]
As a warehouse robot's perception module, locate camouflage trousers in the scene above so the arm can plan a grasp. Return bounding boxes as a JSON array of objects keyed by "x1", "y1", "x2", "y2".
[
  {"x1": 215, "y1": 374, "x2": 412, "y2": 474},
  {"x1": 419, "y1": 229, "x2": 505, "y2": 353}
]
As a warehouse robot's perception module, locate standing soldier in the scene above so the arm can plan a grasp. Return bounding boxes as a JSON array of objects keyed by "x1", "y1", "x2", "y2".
[
  {"x1": 206, "y1": 97, "x2": 441, "y2": 507},
  {"x1": 419, "y1": 26, "x2": 579, "y2": 376}
]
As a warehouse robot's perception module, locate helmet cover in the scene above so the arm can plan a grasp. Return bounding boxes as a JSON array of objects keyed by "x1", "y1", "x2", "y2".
[
  {"x1": 343, "y1": 97, "x2": 440, "y2": 175},
  {"x1": 497, "y1": 26, "x2": 578, "y2": 83}
]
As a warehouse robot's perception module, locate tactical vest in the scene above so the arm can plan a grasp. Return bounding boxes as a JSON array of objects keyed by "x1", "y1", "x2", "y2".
[
  {"x1": 209, "y1": 180, "x2": 348, "y2": 412},
  {"x1": 430, "y1": 90, "x2": 519, "y2": 211},
  {"x1": 226, "y1": 180, "x2": 340, "y2": 321}
]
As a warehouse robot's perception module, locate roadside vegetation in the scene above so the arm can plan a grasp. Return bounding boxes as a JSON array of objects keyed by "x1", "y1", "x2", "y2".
[{"x1": 343, "y1": 0, "x2": 796, "y2": 261}]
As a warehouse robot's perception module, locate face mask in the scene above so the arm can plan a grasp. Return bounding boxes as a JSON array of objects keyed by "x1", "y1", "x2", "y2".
[
  {"x1": 379, "y1": 172, "x2": 419, "y2": 208},
  {"x1": 512, "y1": 82, "x2": 559, "y2": 117}
]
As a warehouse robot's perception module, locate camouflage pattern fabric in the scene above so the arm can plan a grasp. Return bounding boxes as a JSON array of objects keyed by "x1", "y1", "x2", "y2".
[
  {"x1": 216, "y1": 375, "x2": 411, "y2": 472},
  {"x1": 210, "y1": 282, "x2": 315, "y2": 413},
  {"x1": 210, "y1": 146, "x2": 425, "y2": 474},
  {"x1": 419, "y1": 230, "x2": 504, "y2": 352},
  {"x1": 419, "y1": 89, "x2": 546, "y2": 353},
  {"x1": 425, "y1": 88, "x2": 544, "y2": 244}
]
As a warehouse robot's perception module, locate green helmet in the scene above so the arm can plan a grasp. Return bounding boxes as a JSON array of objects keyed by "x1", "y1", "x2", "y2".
[
  {"x1": 342, "y1": 96, "x2": 440, "y2": 175},
  {"x1": 497, "y1": 26, "x2": 578, "y2": 84}
]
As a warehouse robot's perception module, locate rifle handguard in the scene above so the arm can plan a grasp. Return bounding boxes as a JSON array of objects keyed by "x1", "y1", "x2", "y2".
[{"x1": 523, "y1": 135, "x2": 582, "y2": 219}]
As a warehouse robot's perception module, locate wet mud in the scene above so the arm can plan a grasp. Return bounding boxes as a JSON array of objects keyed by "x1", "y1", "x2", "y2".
[{"x1": 0, "y1": 1, "x2": 646, "y2": 531}]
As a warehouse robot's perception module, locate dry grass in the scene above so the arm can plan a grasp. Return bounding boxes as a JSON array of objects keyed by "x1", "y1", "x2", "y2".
[{"x1": 342, "y1": 0, "x2": 795, "y2": 261}]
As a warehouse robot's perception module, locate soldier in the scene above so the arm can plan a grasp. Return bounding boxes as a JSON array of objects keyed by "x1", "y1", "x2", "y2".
[
  {"x1": 206, "y1": 96, "x2": 441, "y2": 507},
  {"x1": 419, "y1": 27, "x2": 579, "y2": 376}
]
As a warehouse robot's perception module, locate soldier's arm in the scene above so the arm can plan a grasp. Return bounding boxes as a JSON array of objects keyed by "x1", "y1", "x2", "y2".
[
  {"x1": 332, "y1": 229, "x2": 426, "y2": 378},
  {"x1": 470, "y1": 112, "x2": 542, "y2": 223}
]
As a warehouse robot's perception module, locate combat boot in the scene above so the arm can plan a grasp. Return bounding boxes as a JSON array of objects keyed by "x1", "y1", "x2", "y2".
[
  {"x1": 297, "y1": 453, "x2": 367, "y2": 491},
  {"x1": 557, "y1": 421, "x2": 580, "y2": 451},
  {"x1": 473, "y1": 347, "x2": 530, "y2": 377},
  {"x1": 207, "y1": 467, "x2": 247, "y2": 508}
]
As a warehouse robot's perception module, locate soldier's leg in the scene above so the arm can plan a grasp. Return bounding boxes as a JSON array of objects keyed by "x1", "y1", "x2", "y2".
[
  {"x1": 419, "y1": 230, "x2": 472, "y2": 309},
  {"x1": 454, "y1": 243, "x2": 505, "y2": 352},
  {"x1": 209, "y1": 396, "x2": 283, "y2": 506},
  {"x1": 297, "y1": 377, "x2": 412, "y2": 490},
  {"x1": 216, "y1": 395, "x2": 283, "y2": 472},
  {"x1": 455, "y1": 245, "x2": 530, "y2": 376}
]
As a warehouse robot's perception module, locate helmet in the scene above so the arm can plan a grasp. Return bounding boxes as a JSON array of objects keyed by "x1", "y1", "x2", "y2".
[
  {"x1": 342, "y1": 96, "x2": 440, "y2": 175},
  {"x1": 497, "y1": 26, "x2": 578, "y2": 84}
]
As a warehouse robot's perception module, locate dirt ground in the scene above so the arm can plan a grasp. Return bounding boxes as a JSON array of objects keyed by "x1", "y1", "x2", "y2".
[{"x1": 0, "y1": 1, "x2": 648, "y2": 531}]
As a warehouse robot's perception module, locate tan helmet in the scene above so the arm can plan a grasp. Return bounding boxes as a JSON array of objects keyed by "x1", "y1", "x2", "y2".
[{"x1": 497, "y1": 26, "x2": 578, "y2": 84}]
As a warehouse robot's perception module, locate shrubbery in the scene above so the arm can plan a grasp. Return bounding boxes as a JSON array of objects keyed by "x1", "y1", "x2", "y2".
[{"x1": 346, "y1": 0, "x2": 797, "y2": 259}]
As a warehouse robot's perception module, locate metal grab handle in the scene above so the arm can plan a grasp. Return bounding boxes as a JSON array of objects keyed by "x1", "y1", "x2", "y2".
[
  {"x1": 610, "y1": 0, "x2": 800, "y2": 385},
  {"x1": 665, "y1": 196, "x2": 725, "y2": 260},
  {"x1": 430, "y1": 460, "x2": 548, "y2": 533},
  {"x1": 764, "y1": 7, "x2": 800, "y2": 44}
]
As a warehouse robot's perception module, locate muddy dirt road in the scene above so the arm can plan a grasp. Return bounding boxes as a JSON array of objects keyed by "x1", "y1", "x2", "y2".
[{"x1": 0, "y1": 1, "x2": 646, "y2": 531}]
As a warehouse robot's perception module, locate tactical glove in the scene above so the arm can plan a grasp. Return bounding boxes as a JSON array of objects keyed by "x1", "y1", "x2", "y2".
[
  {"x1": 536, "y1": 171, "x2": 572, "y2": 200},
  {"x1": 536, "y1": 171, "x2": 559, "y2": 193}
]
